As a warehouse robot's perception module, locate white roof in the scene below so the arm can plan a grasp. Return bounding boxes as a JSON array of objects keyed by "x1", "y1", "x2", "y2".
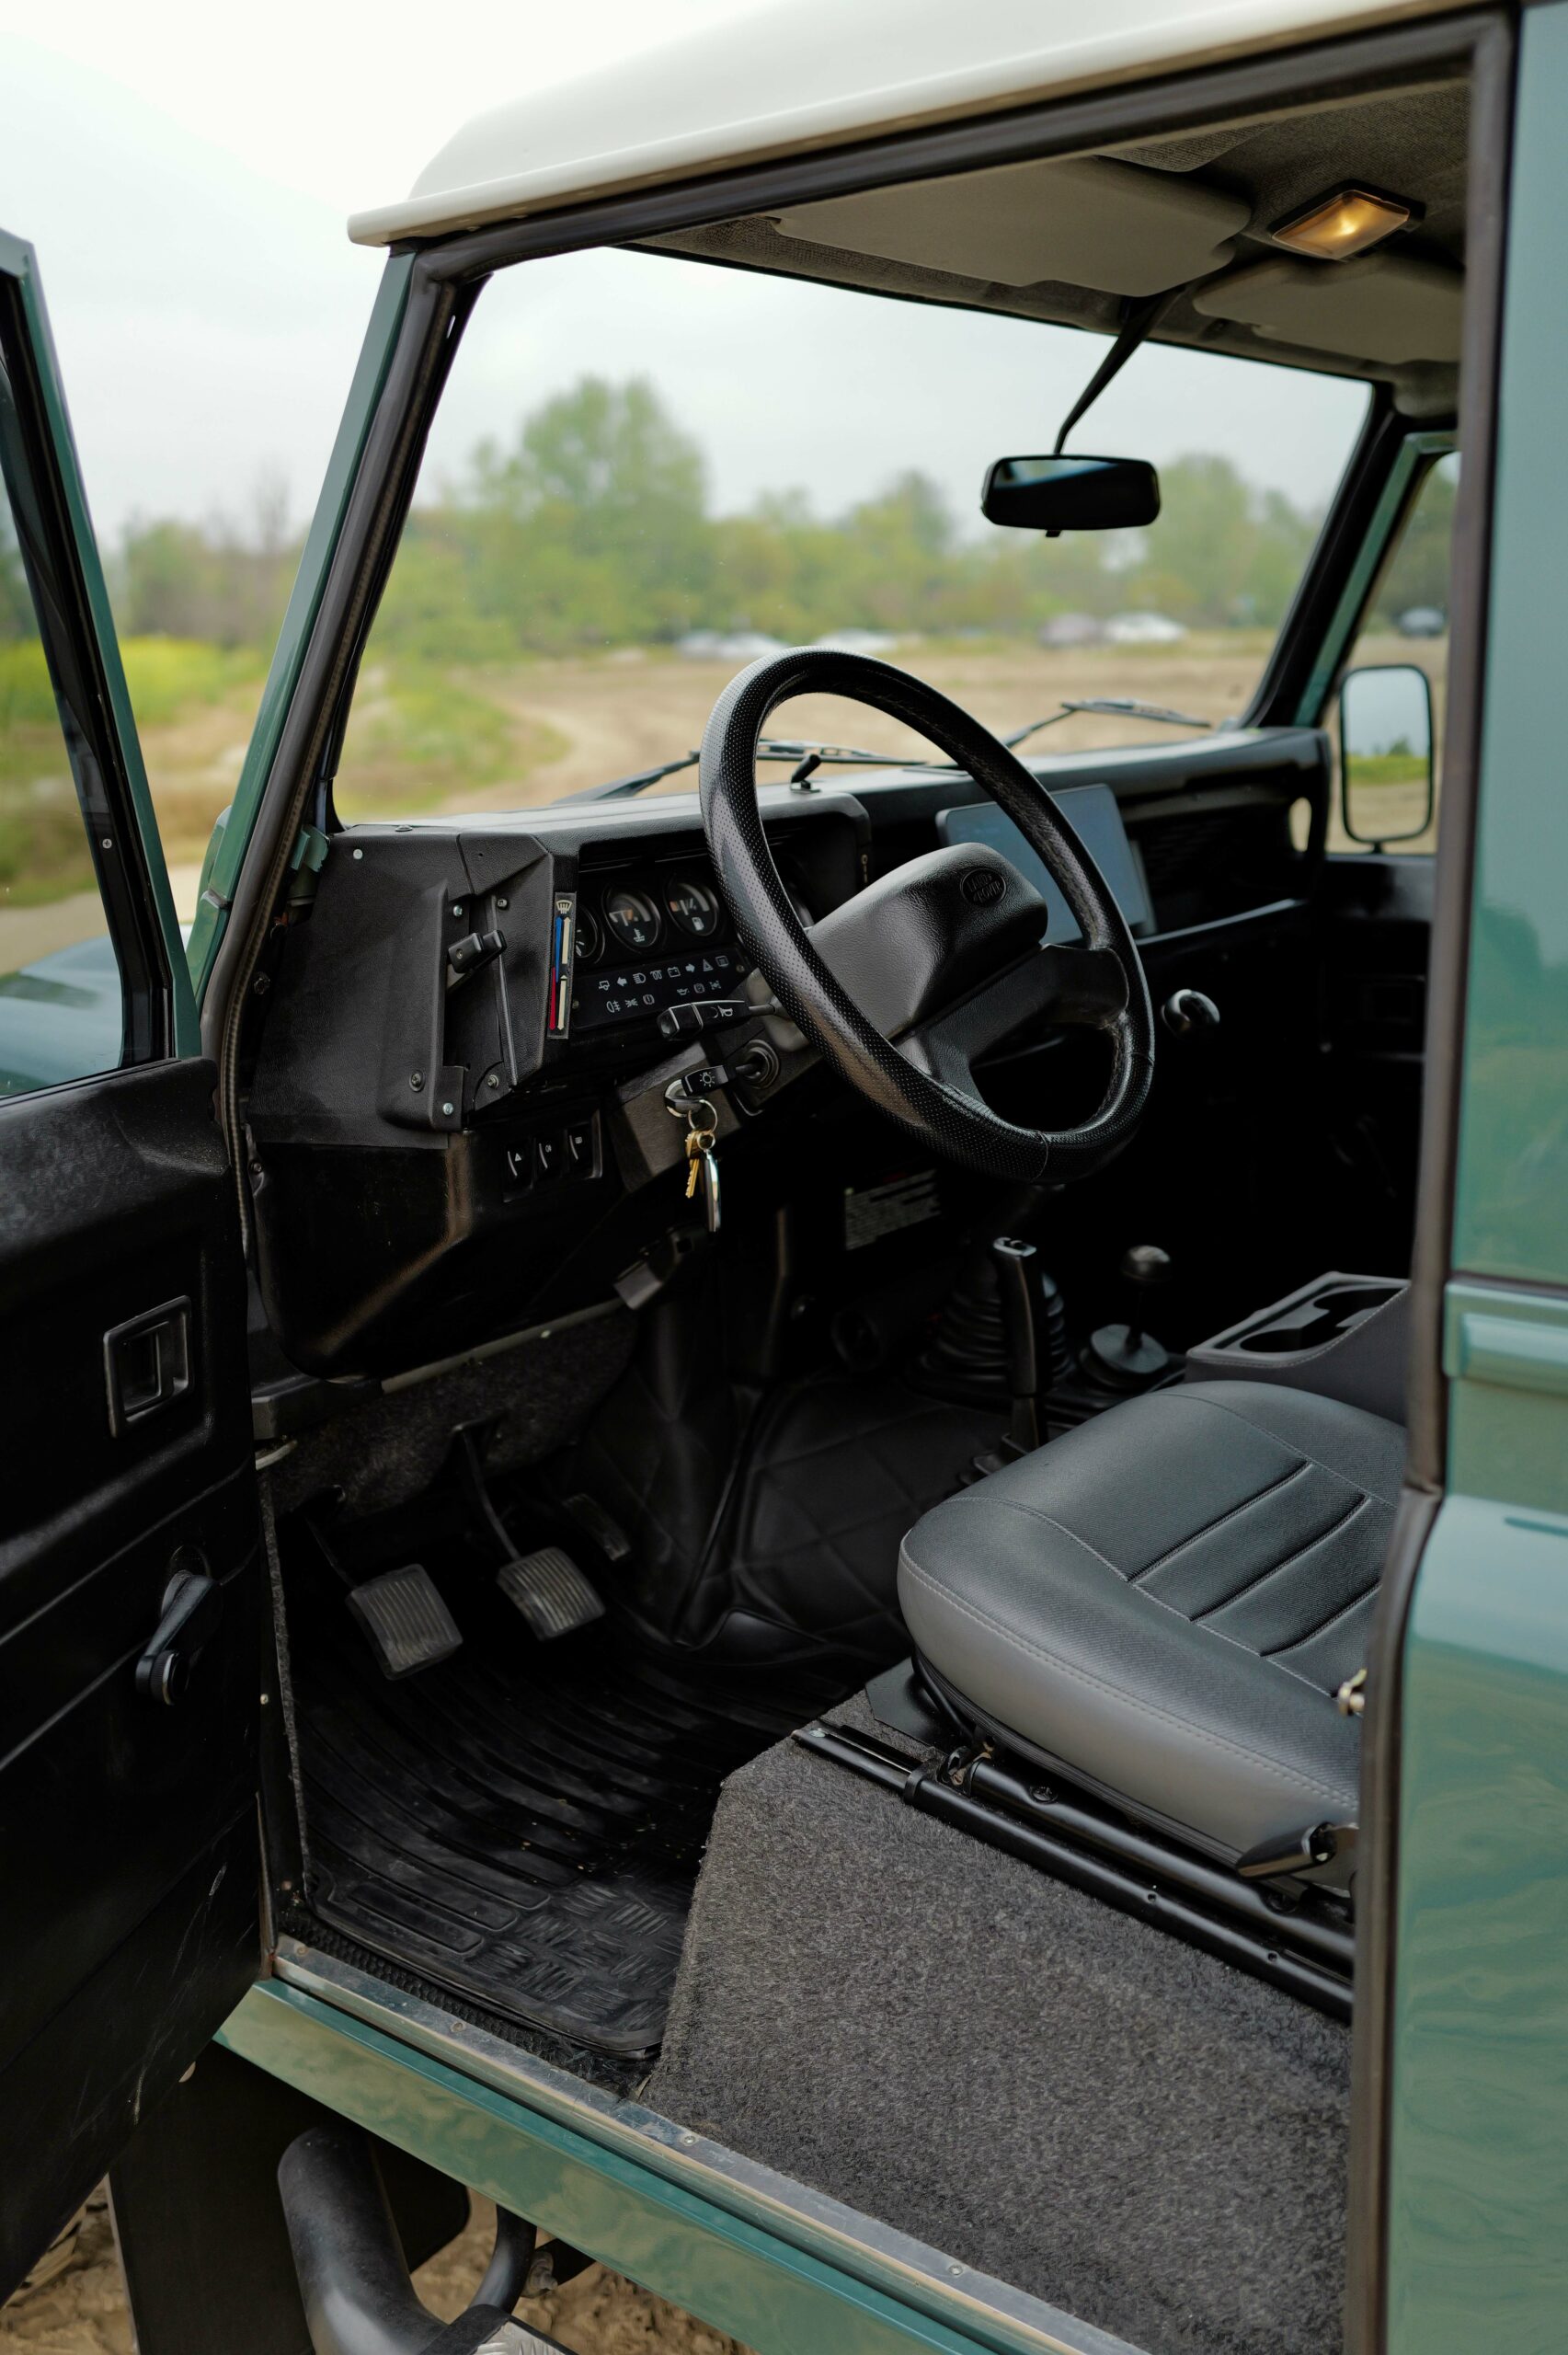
[{"x1": 349, "y1": 0, "x2": 1440, "y2": 247}]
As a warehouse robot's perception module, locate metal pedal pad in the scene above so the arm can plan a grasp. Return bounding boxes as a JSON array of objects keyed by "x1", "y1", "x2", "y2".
[
  {"x1": 346, "y1": 1563, "x2": 463, "y2": 1679},
  {"x1": 497, "y1": 1545, "x2": 605, "y2": 1640}
]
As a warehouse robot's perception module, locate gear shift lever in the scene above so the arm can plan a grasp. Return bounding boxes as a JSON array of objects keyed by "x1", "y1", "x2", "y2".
[
  {"x1": 991, "y1": 1235, "x2": 1070, "y2": 1454},
  {"x1": 1083, "y1": 1244, "x2": 1173, "y2": 1391}
]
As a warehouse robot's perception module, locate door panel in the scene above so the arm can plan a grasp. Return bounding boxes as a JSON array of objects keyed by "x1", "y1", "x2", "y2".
[
  {"x1": 0, "y1": 1062, "x2": 262, "y2": 2292},
  {"x1": 0, "y1": 228, "x2": 260, "y2": 2294}
]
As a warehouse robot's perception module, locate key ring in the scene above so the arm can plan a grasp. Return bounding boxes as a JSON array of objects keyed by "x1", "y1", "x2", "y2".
[{"x1": 667, "y1": 1094, "x2": 718, "y2": 1135}]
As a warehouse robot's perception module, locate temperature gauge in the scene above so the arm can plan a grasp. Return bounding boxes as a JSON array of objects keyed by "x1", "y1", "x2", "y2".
[{"x1": 602, "y1": 888, "x2": 662, "y2": 952}]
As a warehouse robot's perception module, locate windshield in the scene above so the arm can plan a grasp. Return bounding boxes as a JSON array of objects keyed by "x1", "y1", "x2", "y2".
[{"x1": 334, "y1": 248, "x2": 1369, "y2": 820}]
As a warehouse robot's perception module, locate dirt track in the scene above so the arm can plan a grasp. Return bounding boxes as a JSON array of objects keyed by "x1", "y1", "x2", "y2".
[{"x1": 0, "y1": 2192, "x2": 752, "y2": 2355}]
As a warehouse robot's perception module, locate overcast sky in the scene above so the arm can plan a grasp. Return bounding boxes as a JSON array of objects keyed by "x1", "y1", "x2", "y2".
[{"x1": 0, "y1": 4, "x2": 1368, "y2": 546}]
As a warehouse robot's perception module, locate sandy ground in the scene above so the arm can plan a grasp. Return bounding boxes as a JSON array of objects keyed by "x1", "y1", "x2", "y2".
[{"x1": 0, "y1": 2191, "x2": 752, "y2": 2355}]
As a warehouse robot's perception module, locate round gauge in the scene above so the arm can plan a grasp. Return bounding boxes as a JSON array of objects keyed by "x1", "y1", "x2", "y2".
[
  {"x1": 602, "y1": 886, "x2": 662, "y2": 953},
  {"x1": 665, "y1": 876, "x2": 723, "y2": 939},
  {"x1": 575, "y1": 904, "x2": 602, "y2": 965}
]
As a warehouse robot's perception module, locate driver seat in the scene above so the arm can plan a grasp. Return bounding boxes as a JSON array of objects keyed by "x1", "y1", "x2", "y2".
[{"x1": 898, "y1": 1381, "x2": 1403, "y2": 1870}]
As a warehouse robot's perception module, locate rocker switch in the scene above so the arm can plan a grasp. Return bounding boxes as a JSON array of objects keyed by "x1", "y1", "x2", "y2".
[{"x1": 447, "y1": 927, "x2": 506, "y2": 979}]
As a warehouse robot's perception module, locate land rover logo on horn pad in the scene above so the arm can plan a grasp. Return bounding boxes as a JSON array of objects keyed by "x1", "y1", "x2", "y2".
[{"x1": 961, "y1": 867, "x2": 1006, "y2": 906}]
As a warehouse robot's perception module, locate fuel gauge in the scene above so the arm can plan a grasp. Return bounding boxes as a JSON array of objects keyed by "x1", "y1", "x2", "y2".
[{"x1": 665, "y1": 876, "x2": 723, "y2": 938}]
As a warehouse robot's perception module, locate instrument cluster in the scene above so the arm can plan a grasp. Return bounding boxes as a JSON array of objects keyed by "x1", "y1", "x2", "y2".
[{"x1": 570, "y1": 860, "x2": 746, "y2": 1036}]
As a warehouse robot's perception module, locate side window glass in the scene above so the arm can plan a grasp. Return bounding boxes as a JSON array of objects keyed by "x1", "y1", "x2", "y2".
[
  {"x1": 0, "y1": 363, "x2": 126, "y2": 1096},
  {"x1": 1333, "y1": 452, "x2": 1457, "y2": 854}
]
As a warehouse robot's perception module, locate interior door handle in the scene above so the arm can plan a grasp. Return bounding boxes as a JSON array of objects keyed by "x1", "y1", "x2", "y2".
[
  {"x1": 104, "y1": 1295, "x2": 192, "y2": 1437},
  {"x1": 136, "y1": 1565, "x2": 222, "y2": 1706}
]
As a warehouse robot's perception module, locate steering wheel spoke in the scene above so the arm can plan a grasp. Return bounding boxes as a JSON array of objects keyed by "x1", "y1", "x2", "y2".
[
  {"x1": 903, "y1": 941, "x2": 1130, "y2": 1101},
  {"x1": 697, "y1": 649, "x2": 1154, "y2": 1182}
]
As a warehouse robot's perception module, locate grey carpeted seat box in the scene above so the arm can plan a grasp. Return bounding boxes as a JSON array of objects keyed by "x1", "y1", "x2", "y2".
[{"x1": 648, "y1": 1699, "x2": 1349, "y2": 2355}]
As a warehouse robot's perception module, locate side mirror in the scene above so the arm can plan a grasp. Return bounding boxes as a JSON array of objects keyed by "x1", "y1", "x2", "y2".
[
  {"x1": 981, "y1": 454, "x2": 1160, "y2": 534},
  {"x1": 1338, "y1": 663, "x2": 1436, "y2": 847}
]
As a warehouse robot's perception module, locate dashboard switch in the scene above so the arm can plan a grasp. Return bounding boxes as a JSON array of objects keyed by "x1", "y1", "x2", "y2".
[
  {"x1": 566, "y1": 1119, "x2": 598, "y2": 1175},
  {"x1": 533, "y1": 1132, "x2": 567, "y2": 1183},
  {"x1": 447, "y1": 927, "x2": 506, "y2": 979}
]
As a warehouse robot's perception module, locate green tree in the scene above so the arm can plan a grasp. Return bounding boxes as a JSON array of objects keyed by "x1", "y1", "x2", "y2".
[
  {"x1": 463, "y1": 375, "x2": 713, "y2": 645},
  {"x1": 1126, "y1": 454, "x2": 1318, "y2": 628}
]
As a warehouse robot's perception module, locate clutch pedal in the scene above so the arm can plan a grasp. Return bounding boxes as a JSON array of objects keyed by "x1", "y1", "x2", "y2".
[
  {"x1": 497, "y1": 1546, "x2": 604, "y2": 1640},
  {"x1": 346, "y1": 1564, "x2": 463, "y2": 1678}
]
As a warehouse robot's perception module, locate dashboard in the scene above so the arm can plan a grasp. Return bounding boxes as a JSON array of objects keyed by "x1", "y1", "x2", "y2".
[{"x1": 246, "y1": 725, "x2": 1329, "y2": 1380}]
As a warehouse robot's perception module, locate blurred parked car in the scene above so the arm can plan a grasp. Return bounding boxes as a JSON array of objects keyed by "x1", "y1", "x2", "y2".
[
  {"x1": 810, "y1": 628, "x2": 902, "y2": 655},
  {"x1": 1104, "y1": 612, "x2": 1188, "y2": 645},
  {"x1": 1037, "y1": 613, "x2": 1106, "y2": 649},
  {"x1": 676, "y1": 629, "x2": 791, "y2": 661},
  {"x1": 1397, "y1": 605, "x2": 1447, "y2": 637}
]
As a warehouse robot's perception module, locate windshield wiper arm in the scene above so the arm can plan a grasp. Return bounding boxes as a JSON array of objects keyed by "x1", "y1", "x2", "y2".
[
  {"x1": 563, "y1": 749, "x2": 704, "y2": 803},
  {"x1": 1004, "y1": 697, "x2": 1214, "y2": 750},
  {"x1": 566, "y1": 736, "x2": 956, "y2": 803}
]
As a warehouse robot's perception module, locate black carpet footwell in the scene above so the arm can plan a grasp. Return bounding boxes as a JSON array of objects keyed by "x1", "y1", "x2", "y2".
[{"x1": 647, "y1": 1698, "x2": 1350, "y2": 2355}]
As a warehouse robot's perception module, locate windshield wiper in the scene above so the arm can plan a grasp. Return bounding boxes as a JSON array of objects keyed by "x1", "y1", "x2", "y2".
[
  {"x1": 565, "y1": 736, "x2": 956, "y2": 803},
  {"x1": 1004, "y1": 697, "x2": 1215, "y2": 750},
  {"x1": 567, "y1": 698, "x2": 1213, "y2": 803}
]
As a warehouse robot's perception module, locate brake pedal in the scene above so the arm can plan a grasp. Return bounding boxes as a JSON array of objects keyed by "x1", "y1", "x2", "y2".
[
  {"x1": 497, "y1": 1546, "x2": 604, "y2": 1640},
  {"x1": 346, "y1": 1564, "x2": 463, "y2": 1679}
]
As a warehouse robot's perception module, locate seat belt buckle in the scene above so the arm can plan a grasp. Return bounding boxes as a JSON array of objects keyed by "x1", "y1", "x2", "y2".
[{"x1": 1236, "y1": 1821, "x2": 1356, "y2": 1880}]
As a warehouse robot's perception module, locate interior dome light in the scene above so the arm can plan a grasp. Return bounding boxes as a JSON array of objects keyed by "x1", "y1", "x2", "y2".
[{"x1": 1269, "y1": 186, "x2": 1414, "y2": 260}]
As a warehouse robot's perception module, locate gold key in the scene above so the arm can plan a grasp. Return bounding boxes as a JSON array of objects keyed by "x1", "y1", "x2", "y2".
[
  {"x1": 670, "y1": 1094, "x2": 720, "y2": 1228},
  {"x1": 680, "y1": 1101, "x2": 717, "y2": 1197}
]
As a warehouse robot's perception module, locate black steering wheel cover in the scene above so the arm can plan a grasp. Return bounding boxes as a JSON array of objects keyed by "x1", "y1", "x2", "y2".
[{"x1": 698, "y1": 648, "x2": 1154, "y2": 1183}]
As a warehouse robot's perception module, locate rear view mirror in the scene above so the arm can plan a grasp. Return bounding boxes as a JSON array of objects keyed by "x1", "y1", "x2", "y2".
[
  {"x1": 1339, "y1": 662, "x2": 1436, "y2": 846},
  {"x1": 981, "y1": 454, "x2": 1161, "y2": 533}
]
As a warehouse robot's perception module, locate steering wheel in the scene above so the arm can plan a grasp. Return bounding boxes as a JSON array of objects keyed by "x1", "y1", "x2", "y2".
[{"x1": 698, "y1": 649, "x2": 1154, "y2": 1183}]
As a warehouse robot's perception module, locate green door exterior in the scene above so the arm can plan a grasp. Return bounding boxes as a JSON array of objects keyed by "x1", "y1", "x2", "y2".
[{"x1": 1385, "y1": 5, "x2": 1568, "y2": 2346}]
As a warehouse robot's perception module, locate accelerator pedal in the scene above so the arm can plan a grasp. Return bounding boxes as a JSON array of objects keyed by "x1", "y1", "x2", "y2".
[
  {"x1": 346, "y1": 1564, "x2": 463, "y2": 1679},
  {"x1": 497, "y1": 1546, "x2": 604, "y2": 1640}
]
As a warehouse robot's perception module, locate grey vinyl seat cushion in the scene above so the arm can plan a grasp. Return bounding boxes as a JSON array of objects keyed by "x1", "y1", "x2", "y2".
[{"x1": 898, "y1": 1380, "x2": 1405, "y2": 1864}]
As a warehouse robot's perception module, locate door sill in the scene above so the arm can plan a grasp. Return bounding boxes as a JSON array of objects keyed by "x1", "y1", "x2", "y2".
[{"x1": 261, "y1": 1937, "x2": 1138, "y2": 2355}]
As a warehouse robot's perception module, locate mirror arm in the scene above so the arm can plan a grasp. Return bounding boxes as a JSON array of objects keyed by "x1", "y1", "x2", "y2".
[{"x1": 1052, "y1": 288, "x2": 1182, "y2": 457}]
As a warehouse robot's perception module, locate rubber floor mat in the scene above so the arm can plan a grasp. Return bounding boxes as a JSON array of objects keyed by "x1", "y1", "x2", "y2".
[{"x1": 292, "y1": 1616, "x2": 841, "y2": 2058}]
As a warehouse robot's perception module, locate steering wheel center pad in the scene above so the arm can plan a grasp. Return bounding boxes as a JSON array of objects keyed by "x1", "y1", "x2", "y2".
[{"x1": 698, "y1": 648, "x2": 1154, "y2": 1182}]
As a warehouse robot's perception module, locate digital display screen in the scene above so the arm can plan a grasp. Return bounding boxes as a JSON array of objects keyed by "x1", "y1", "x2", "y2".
[
  {"x1": 934, "y1": 783, "x2": 1151, "y2": 941},
  {"x1": 573, "y1": 941, "x2": 749, "y2": 1032}
]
